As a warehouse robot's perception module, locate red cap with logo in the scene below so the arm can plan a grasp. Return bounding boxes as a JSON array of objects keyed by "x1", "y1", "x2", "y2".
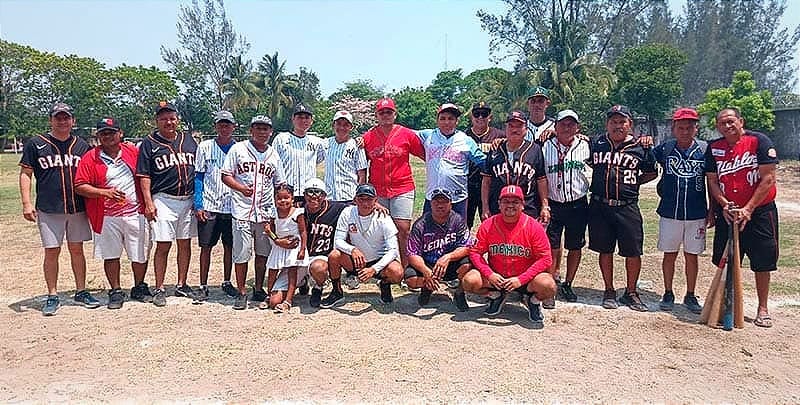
[
  {"x1": 672, "y1": 107, "x2": 699, "y2": 121},
  {"x1": 375, "y1": 98, "x2": 396, "y2": 112},
  {"x1": 499, "y1": 185, "x2": 524, "y2": 200}
]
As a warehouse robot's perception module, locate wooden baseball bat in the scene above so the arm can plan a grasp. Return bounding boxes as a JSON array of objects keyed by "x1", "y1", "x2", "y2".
[
  {"x1": 732, "y1": 217, "x2": 745, "y2": 329},
  {"x1": 700, "y1": 239, "x2": 729, "y2": 325}
]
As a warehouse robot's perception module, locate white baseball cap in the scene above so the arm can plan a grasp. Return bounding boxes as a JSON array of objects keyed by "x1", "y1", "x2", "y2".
[
  {"x1": 333, "y1": 110, "x2": 354, "y2": 124},
  {"x1": 556, "y1": 109, "x2": 580, "y2": 123},
  {"x1": 304, "y1": 178, "x2": 327, "y2": 194}
]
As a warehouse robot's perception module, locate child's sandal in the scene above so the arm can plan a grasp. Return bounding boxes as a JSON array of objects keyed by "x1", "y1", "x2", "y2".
[{"x1": 275, "y1": 301, "x2": 292, "y2": 313}]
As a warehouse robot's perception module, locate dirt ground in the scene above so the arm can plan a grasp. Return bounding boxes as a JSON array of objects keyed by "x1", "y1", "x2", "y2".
[{"x1": 1, "y1": 164, "x2": 799, "y2": 403}]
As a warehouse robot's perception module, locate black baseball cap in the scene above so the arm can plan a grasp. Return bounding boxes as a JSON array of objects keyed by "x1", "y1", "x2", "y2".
[
  {"x1": 293, "y1": 102, "x2": 314, "y2": 116},
  {"x1": 49, "y1": 102, "x2": 73, "y2": 117},
  {"x1": 506, "y1": 110, "x2": 528, "y2": 124},
  {"x1": 95, "y1": 117, "x2": 120, "y2": 133},
  {"x1": 155, "y1": 101, "x2": 178, "y2": 115},
  {"x1": 606, "y1": 105, "x2": 632, "y2": 120},
  {"x1": 355, "y1": 184, "x2": 377, "y2": 198},
  {"x1": 472, "y1": 101, "x2": 492, "y2": 113}
]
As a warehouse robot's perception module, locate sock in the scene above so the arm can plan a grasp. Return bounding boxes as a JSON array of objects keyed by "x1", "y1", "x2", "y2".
[{"x1": 332, "y1": 278, "x2": 342, "y2": 291}]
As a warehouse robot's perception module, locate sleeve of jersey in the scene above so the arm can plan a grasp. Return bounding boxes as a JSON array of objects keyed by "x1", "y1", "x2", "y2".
[
  {"x1": 19, "y1": 140, "x2": 36, "y2": 168},
  {"x1": 516, "y1": 222, "x2": 553, "y2": 285},
  {"x1": 652, "y1": 144, "x2": 664, "y2": 164},
  {"x1": 703, "y1": 143, "x2": 718, "y2": 174},
  {"x1": 135, "y1": 140, "x2": 151, "y2": 177},
  {"x1": 469, "y1": 220, "x2": 494, "y2": 279},
  {"x1": 373, "y1": 230, "x2": 399, "y2": 273},
  {"x1": 73, "y1": 153, "x2": 94, "y2": 187},
  {"x1": 194, "y1": 172, "x2": 205, "y2": 210},
  {"x1": 408, "y1": 129, "x2": 426, "y2": 160},
  {"x1": 640, "y1": 147, "x2": 657, "y2": 173},
  {"x1": 356, "y1": 148, "x2": 369, "y2": 170},
  {"x1": 333, "y1": 208, "x2": 355, "y2": 255},
  {"x1": 754, "y1": 132, "x2": 779, "y2": 165},
  {"x1": 468, "y1": 138, "x2": 487, "y2": 168},
  {"x1": 534, "y1": 146, "x2": 546, "y2": 179},
  {"x1": 406, "y1": 220, "x2": 423, "y2": 257},
  {"x1": 271, "y1": 153, "x2": 287, "y2": 185},
  {"x1": 220, "y1": 148, "x2": 235, "y2": 176}
]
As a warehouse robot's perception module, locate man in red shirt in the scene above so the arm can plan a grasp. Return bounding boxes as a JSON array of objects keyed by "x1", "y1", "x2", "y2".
[
  {"x1": 705, "y1": 107, "x2": 779, "y2": 328},
  {"x1": 361, "y1": 98, "x2": 425, "y2": 266},
  {"x1": 463, "y1": 185, "x2": 555, "y2": 327}
]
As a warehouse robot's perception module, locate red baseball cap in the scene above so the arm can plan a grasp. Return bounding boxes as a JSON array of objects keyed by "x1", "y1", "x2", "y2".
[
  {"x1": 375, "y1": 98, "x2": 396, "y2": 112},
  {"x1": 672, "y1": 107, "x2": 699, "y2": 121},
  {"x1": 499, "y1": 185, "x2": 524, "y2": 200}
]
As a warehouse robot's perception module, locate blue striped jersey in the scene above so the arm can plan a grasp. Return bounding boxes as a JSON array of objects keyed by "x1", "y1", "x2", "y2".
[
  {"x1": 195, "y1": 138, "x2": 233, "y2": 213},
  {"x1": 272, "y1": 132, "x2": 326, "y2": 197}
]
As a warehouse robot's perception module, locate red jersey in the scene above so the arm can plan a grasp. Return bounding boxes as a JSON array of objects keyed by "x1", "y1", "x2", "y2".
[
  {"x1": 469, "y1": 213, "x2": 552, "y2": 285},
  {"x1": 362, "y1": 124, "x2": 424, "y2": 198},
  {"x1": 705, "y1": 130, "x2": 778, "y2": 208}
]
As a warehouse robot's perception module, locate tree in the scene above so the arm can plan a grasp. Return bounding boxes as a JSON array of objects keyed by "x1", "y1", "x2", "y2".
[
  {"x1": 257, "y1": 51, "x2": 298, "y2": 129},
  {"x1": 426, "y1": 69, "x2": 465, "y2": 105},
  {"x1": 287, "y1": 67, "x2": 321, "y2": 104},
  {"x1": 697, "y1": 70, "x2": 775, "y2": 132},
  {"x1": 108, "y1": 65, "x2": 179, "y2": 137},
  {"x1": 331, "y1": 96, "x2": 378, "y2": 134},
  {"x1": 391, "y1": 87, "x2": 437, "y2": 130},
  {"x1": 221, "y1": 55, "x2": 262, "y2": 114},
  {"x1": 329, "y1": 80, "x2": 383, "y2": 103}
]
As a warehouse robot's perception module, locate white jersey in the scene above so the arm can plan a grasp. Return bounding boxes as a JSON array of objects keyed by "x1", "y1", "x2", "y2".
[
  {"x1": 334, "y1": 206, "x2": 399, "y2": 272},
  {"x1": 525, "y1": 118, "x2": 555, "y2": 143},
  {"x1": 271, "y1": 132, "x2": 325, "y2": 197},
  {"x1": 324, "y1": 136, "x2": 368, "y2": 201},
  {"x1": 195, "y1": 138, "x2": 233, "y2": 214},
  {"x1": 541, "y1": 136, "x2": 591, "y2": 203},
  {"x1": 221, "y1": 140, "x2": 286, "y2": 222}
]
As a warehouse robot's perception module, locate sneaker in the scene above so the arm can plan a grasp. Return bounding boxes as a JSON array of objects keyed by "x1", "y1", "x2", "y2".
[
  {"x1": 233, "y1": 294, "x2": 248, "y2": 310},
  {"x1": 524, "y1": 295, "x2": 544, "y2": 327},
  {"x1": 152, "y1": 288, "x2": 167, "y2": 307},
  {"x1": 74, "y1": 290, "x2": 101, "y2": 309},
  {"x1": 107, "y1": 288, "x2": 125, "y2": 310},
  {"x1": 683, "y1": 294, "x2": 703, "y2": 314},
  {"x1": 343, "y1": 274, "x2": 360, "y2": 290},
  {"x1": 192, "y1": 286, "x2": 209, "y2": 304},
  {"x1": 401, "y1": 280, "x2": 421, "y2": 293},
  {"x1": 42, "y1": 295, "x2": 60, "y2": 316},
  {"x1": 542, "y1": 297, "x2": 556, "y2": 310},
  {"x1": 221, "y1": 281, "x2": 239, "y2": 298},
  {"x1": 559, "y1": 282, "x2": 578, "y2": 302},
  {"x1": 297, "y1": 276, "x2": 310, "y2": 296},
  {"x1": 484, "y1": 290, "x2": 507, "y2": 316},
  {"x1": 418, "y1": 289, "x2": 433, "y2": 306},
  {"x1": 619, "y1": 290, "x2": 649, "y2": 312},
  {"x1": 250, "y1": 288, "x2": 268, "y2": 303},
  {"x1": 602, "y1": 289, "x2": 618, "y2": 309},
  {"x1": 660, "y1": 290, "x2": 675, "y2": 311},
  {"x1": 379, "y1": 282, "x2": 393, "y2": 303},
  {"x1": 453, "y1": 289, "x2": 469, "y2": 312},
  {"x1": 309, "y1": 287, "x2": 323, "y2": 308},
  {"x1": 320, "y1": 289, "x2": 344, "y2": 309},
  {"x1": 175, "y1": 284, "x2": 195, "y2": 299},
  {"x1": 130, "y1": 282, "x2": 153, "y2": 303}
]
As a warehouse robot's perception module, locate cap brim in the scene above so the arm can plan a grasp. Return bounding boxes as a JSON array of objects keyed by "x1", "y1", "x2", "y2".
[
  {"x1": 50, "y1": 110, "x2": 73, "y2": 117},
  {"x1": 439, "y1": 108, "x2": 461, "y2": 116}
]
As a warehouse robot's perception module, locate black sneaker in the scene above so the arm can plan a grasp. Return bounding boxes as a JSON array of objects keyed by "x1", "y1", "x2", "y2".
[
  {"x1": 453, "y1": 289, "x2": 469, "y2": 312},
  {"x1": 320, "y1": 289, "x2": 344, "y2": 309},
  {"x1": 152, "y1": 288, "x2": 167, "y2": 307},
  {"x1": 251, "y1": 288, "x2": 268, "y2": 303},
  {"x1": 175, "y1": 284, "x2": 195, "y2": 299},
  {"x1": 484, "y1": 290, "x2": 507, "y2": 316},
  {"x1": 524, "y1": 295, "x2": 544, "y2": 327},
  {"x1": 559, "y1": 282, "x2": 578, "y2": 302},
  {"x1": 542, "y1": 297, "x2": 556, "y2": 309},
  {"x1": 297, "y1": 275, "x2": 310, "y2": 296},
  {"x1": 683, "y1": 294, "x2": 703, "y2": 314},
  {"x1": 619, "y1": 290, "x2": 649, "y2": 312},
  {"x1": 233, "y1": 294, "x2": 248, "y2": 310},
  {"x1": 192, "y1": 286, "x2": 209, "y2": 304},
  {"x1": 418, "y1": 289, "x2": 433, "y2": 306},
  {"x1": 602, "y1": 289, "x2": 618, "y2": 309},
  {"x1": 309, "y1": 287, "x2": 323, "y2": 308},
  {"x1": 130, "y1": 282, "x2": 153, "y2": 303},
  {"x1": 42, "y1": 295, "x2": 60, "y2": 316},
  {"x1": 379, "y1": 282, "x2": 393, "y2": 303},
  {"x1": 660, "y1": 290, "x2": 675, "y2": 311},
  {"x1": 221, "y1": 281, "x2": 238, "y2": 298},
  {"x1": 107, "y1": 288, "x2": 125, "y2": 310},
  {"x1": 74, "y1": 290, "x2": 101, "y2": 309}
]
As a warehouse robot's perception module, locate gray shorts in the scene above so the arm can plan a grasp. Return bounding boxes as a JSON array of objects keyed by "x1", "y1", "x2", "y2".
[
  {"x1": 377, "y1": 190, "x2": 415, "y2": 220},
  {"x1": 37, "y1": 212, "x2": 92, "y2": 248},
  {"x1": 232, "y1": 219, "x2": 272, "y2": 264}
]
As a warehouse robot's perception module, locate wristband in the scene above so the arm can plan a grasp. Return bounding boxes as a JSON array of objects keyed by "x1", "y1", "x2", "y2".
[{"x1": 268, "y1": 231, "x2": 278, "y2": 241}]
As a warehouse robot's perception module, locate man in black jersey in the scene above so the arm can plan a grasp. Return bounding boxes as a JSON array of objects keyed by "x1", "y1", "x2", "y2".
[{"x1": 464, "y1": 102, "x2": 504, "y2": 228}]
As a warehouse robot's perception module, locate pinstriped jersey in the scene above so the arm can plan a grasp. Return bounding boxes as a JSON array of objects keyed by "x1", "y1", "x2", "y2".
[
  {"x1": 221, "y1": 140, "x2": 286, "y2": 222},
  {"x1": 525, "y1": 118, "x2": 555, "y2": 144},
  {"x1": 19, "y1": 133, "x2": 90, "y2": 214},
  {"x1": 323, "y1": 137, "x2": 368, "y2": 201},
  {"x1": 588, "y1": 134, "x2": 657, "y2": 201},
  {"x1": 271, "y1": 132, "x2": 325, "y2": 197},
  {"x1": 195, "y1": 138, "x2": 233, "y2": 213},
  {"x1": 653, "y1": 139, "x2": 707, "y2": 220},
  {"x1": 136, "y1": 131, "x2": 197, "y2": 196},
  {"x1": 542, "y1": 136, "x2": 591, "y2": 203}
]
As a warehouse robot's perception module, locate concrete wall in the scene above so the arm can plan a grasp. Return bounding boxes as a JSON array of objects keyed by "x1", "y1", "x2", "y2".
[{"x1": 771, "y1": 109, "x2": 800, "y2": 159}]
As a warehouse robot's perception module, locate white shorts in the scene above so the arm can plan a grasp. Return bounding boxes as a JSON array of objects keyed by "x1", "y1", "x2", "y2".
[
  {"x1": 37, "y1": 212, "x2": 92, "y2": 248},
  {"x1": 94, "y1": 215, "x2": 151, "y2": 263},
  {"x1": 657, "y1": 217, "x2": 707, "y2": 255},
  {"x1": 232, "y1": 220, "x2": 272, "y2": 264},
  {"x1": 377, "y1": 190, "x2": 415, "y2": 220},
  {"x1": 151, "y1": 193, "x2": 197, "y2": 241},
  {"x1": 271, "y1": 266, "x2": 310, "y2": 292}
]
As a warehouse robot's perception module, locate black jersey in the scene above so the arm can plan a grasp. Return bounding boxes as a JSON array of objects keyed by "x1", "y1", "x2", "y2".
[
  {"x1": 588, "y1": 134, "x2": 656, "y2": 202},
  {"x1": 482, "y1": 140, "x2": 546, "y2": 217},
  {"x1": 136, "y1": 131, "x2": 197, "y2": 196},
  {"x1": 305, "y1": 200, "x2": 348, "y2": 257},
  {"x1": 19, "y1": 133, "x2": 90, "y2": 214},
  {"x1": 465, "y1": 127, "x2": 505, "y2": 189}
]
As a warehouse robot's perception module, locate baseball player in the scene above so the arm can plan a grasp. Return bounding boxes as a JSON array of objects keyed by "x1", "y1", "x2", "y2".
[
  {"x1": 271, "y1": 102, "x2": 326, "y2": 205},
  {"x1": 194, "y1": 110, "x2": 237, "y2": 301},
  {"x1": 525, "y1": 86, "x2": 556, "y2": 144},
  {"x1": 221, "y1": 115, "x2": 288, "y2": 310},
  {"x1": 464, "y1": 101, "x2": 505, "y2": 228},
  {"x1": 136, "y1": 101, "x2": 198, "y2": 307},
  {"x1": 74, "y1": 117, "x2": 150, "y2": 309},
  {"x1": 19, "y1": 102, "x2": 99, "y2": 315},
  {"x1": 324, "y1": 110, "x2": 368, "y2": 203},
  {"x1": 588, "y1": 105, "x2": 657, "y2": 312}
]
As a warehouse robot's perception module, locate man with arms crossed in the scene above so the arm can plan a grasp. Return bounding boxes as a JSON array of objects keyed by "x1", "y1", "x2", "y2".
[{"x1": 324, "y1": 110, "x2": 368, "y2": 203}]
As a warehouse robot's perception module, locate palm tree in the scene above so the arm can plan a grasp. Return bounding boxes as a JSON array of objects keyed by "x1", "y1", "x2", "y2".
[
  {"x1": 221, "y1": 55, "x2": 262, "y2": 113},
  {"x1": 257, "y1": 51, "x2": 297, "y2": 121}
]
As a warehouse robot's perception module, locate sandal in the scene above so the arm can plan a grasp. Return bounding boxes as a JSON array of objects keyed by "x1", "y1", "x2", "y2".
[
  {"x1": 275, "y1": 301, "x2": 292, "y2": 313},
  {"x1": 754, "y1": 313, "x2": 773, "y2": 328},
  {"x1": 258, "y1": 300, "x2": 271, "y2": 310}
]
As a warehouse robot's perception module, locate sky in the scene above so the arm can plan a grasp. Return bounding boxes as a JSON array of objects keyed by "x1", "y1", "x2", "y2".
[{"x1": 1, "y1": 0, "x2": 799, "y2": 97}]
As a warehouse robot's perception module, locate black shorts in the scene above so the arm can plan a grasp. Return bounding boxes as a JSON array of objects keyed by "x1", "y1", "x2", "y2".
[
  {"x1": 403, "y1": 256, "x2": 470, "y2": 281},
  {"x1": 712, "y1": 202, "x2": 779, "y2": 272},
  {"x1": 547, "y1": 197, "x2": 588, "y2": 250},
  {"x1": 588, "y1": 199, "x2": 644, "y2": 257},
  {"x1": 340, "y1": 253, "x2": 384, "y2": 279},
  {"x1": 197, "y1": 213, "x2": 233, "y2": 248}
]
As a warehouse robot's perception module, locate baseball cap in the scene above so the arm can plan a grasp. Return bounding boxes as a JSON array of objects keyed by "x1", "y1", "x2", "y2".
[
  {"x1": 430, "y1": 188, "x2": 453, "y2": 201},
  {"x1": 95, "y1": 117, "x2": 120, "y2": 133},
  {"x1": 499, "y1": 185, "x2": 524, "y2": 200},
  {"x1": 49, "y1": 102, "x2": 74, "y2": 117},
  {"x1": 154, "y1": 101, "x2": 177, "y2": 115},
  {"x1": 304, "y1": 178, "x2": 327, "y2": 194},
  {"x1": 375, "y1": 98, "x2": 396, "y2": 112},
  {"x1": 556, "y1": 109, "x2": 580, "y2": 123},
  {"x1": 506, "y1": 110, "x2": 528, "y2": 124},
  {"x1": 333, "y1": 110, "x2": 354, "y2": 124},
  {"x1": 527, "y1": 86, "x2": 550, "y2": 100},
  {"x1": 250, "y1": 115, "x2": 273, "y2": 127},
  {"x1": 472, "y1": 101, "x2": 492, "y2": 113},
  {"x1": 672, "y1": 107, "x2": 699, "y2": 121},
  {"x1": 355, "y1": 183, "x2": 377, "y2": 198},
  {"x1": 214, "y1": 110, "x2": 236, "y2": 124},
  {"x1": 293, "y1": 102, "x2": 313, "y2": 116},
  {"x1": 606, "y1": 105, "x2": 632, "y2": 120},
  {"x1": 437, "y1": 103, "x2": 461, "y2": 117}
]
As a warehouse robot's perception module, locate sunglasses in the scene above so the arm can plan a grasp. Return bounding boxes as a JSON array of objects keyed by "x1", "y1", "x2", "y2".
[
  {"x1": 472, "y1": 111, "x2": 490, "y2": 118},
  {"x1": 304, "y1": 189, "x2": 325, "y2": 198}
]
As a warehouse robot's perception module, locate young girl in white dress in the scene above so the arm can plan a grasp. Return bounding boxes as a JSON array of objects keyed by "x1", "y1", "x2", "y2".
[{"x1": 265, "y1": 184, "x2": 308, "y2": 312}]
